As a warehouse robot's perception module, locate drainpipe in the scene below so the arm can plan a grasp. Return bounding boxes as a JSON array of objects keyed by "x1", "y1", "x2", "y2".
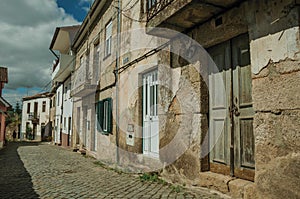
[{"x1": 115, "y1": 0, "x2": 121, "y2": 165}]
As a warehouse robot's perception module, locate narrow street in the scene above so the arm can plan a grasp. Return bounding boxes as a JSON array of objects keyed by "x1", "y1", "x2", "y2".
[{"x1": 0, "y1": 142, "x2": 227, "y2": 199}]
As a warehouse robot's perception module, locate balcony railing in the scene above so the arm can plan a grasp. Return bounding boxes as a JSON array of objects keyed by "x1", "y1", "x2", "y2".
[
  {"x1": 71, "y1": 62, "x2": 96, "y2": 97},
  {"x1": 28, "y1": 112, "x2": 40, "y2": 123},
  {"x1": 147, "y1": 0, "x2": 174, "y2": 21}
]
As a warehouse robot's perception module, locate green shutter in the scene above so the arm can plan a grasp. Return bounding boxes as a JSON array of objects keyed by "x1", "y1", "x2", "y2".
[
  {"x1": 107, "y1": 98, "x2": 112, "y2": 134},
  {"x1": 98, "y1": 101, "x2": 104, "y2": 133},
  {"x1": 96, "y1": 101, "x2": 100, "y2": 132}
]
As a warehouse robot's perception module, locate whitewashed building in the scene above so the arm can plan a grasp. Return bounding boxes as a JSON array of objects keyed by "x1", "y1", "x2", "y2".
[
  {"x1": 50, "y1": 25, "x2": 80, "y2": 147},
  {"x1": 21, "y1": 92, "x2": 51, "y2": 141}
]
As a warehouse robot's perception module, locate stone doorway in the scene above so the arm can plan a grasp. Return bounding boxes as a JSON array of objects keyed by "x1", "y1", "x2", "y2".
[{"x1": 208, "y1": 33, "x2": 255, "y2": 181}]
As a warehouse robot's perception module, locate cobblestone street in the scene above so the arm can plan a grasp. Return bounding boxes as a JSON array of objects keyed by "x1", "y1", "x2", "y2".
[{"x1": 0, "y1": 142, "x2": 228, "y2": 199}]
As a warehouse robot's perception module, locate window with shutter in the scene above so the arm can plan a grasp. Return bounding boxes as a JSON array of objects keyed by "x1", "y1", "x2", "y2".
[{"x1": 96, "y1": 98, "x2": 112, "y2": 135}]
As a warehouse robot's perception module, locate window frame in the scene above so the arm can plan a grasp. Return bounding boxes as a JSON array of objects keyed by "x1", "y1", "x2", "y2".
[
  {"x1": 147, "y1": 0, "x2": 157, "y2": 11},
  {"x1": 96, "y1": 98, "x2": 112, "y2": 135},
  {"x1": 42, "y1": 101, "x2": 46, "y2": 112},
  {"x1": 104, "y1": 20, "x2": 112, "y2": 58},
  {"x1": 93, "y1": 42, "x2": 100, "y2": 80},
  {"x1": 27, "y1": 102, "x2": 31, "y2": 114}
]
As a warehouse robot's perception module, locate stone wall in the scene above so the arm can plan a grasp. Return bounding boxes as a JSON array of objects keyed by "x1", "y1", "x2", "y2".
[
  {"x1": 252, "y1": 60, "x2": 300, "y2": 198},
  {"x1": 148, "y1": 0, "x2": 300, "y2": 198},
  {"x1": 249, "y1": 1, "x2": 300, "y2": 198}
]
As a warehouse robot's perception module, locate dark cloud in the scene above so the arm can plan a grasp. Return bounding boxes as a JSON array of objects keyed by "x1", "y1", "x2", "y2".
[{"x1": 0, "y1": 0, "x2": 79, "y2": 105}]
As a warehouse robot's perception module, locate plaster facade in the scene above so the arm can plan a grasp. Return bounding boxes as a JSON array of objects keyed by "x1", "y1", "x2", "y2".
[{"x1": 21, "y1": 93, "x2": 51, "y2": 141}]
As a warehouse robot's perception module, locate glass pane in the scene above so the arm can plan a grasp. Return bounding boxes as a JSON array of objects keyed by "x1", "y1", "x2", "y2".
[
  {"x1": 145, "y1": 80, "x2": 148, "y2": 116},
  {"x1": 155, "y1": 84, "x2": 158, "y2": 116},
  {"x1": 150, "y1": 85, "x2": 154, "y2": 116},
  {"x1": 104, "y1": 101, "x2": 108, "y2": 131}
]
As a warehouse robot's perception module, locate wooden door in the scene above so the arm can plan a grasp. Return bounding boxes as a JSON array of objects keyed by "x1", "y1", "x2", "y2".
[
  {"x1": 208, "y1": 34, "x2": 255, "y2": 181},
  {"x1": 143, "y1": 70, "x2": 159, "y2": 158},
  {"x1": 208, "y1": 41, "x2": 232, "y2": 174},
  {"x1": 232, "y1": 34, "x2": 255, "y2": 180}
]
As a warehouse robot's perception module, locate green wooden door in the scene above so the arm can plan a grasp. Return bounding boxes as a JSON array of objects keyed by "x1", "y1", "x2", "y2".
[{"x1": 208, "y1": 34, "x2": 255, "y2": 181}]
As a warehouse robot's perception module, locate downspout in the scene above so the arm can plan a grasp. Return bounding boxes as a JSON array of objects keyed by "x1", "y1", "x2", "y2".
[{"x1": 115, "y1": 0, "x2": 121, "y2": 165}]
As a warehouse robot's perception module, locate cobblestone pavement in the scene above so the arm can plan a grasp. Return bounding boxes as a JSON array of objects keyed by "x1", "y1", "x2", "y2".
[{"x1": 0, "y1": 142, "x2": 228, "y2": 199}]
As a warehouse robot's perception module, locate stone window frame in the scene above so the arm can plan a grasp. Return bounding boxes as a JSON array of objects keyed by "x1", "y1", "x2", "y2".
[{"x1": 104, "y1": 20, "x2": 112, "y2": 58}]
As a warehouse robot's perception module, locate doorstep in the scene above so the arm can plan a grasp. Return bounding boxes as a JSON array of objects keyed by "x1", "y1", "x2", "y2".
[{"x1": 197, "y1": 172, "x2": 257, "y2": 199}]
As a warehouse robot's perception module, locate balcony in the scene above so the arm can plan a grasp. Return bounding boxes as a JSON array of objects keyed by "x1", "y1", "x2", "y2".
[
  {"x1": 28, "y1": 112, "x2": 39, "y2": 124},
  {"x1": 52, "y1": 54, "x2": 74, "y2": 82},
  {"x1": 70, "y1": 63, "x2": 97, "y2": 97},
  {"x1": 146, "y1": 0, "x2": 243, "y2": 38}
]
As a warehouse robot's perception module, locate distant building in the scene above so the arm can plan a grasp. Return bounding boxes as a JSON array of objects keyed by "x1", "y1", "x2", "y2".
[
  {"x1": 21, "y1": 92, "x2": 51, "y2": 141},
  {"x1": 0, "y1": 67, "x2": 11, "y2": 148},
  {"x1": 49, "y1": 25, "x2": 80, "y2": 147}
]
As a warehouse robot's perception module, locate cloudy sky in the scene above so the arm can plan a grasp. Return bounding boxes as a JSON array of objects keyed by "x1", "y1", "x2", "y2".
[{"x1": 1, "y1": 0, "x2": 94, "y2": 107}]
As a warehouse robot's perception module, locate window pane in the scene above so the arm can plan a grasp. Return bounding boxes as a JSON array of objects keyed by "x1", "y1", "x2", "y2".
[
  {"x1": 155, "y1": 84, "x2": 158, "y2": 116},
  {"x1": 150, "y1": 85, "x2": 154, "y2": 116},
  {"x1": 145, "y1": 80, "x2": 148, "y2": 116},
  {"x1": 105, "y1": 21, "x2": 112, "y2": 56},
  {"x1": 93, "y1": 44, "x2": 99, "y2": 80},
  {"x1": 103, "y1": 101, "x2": 108, "y2": 131}
]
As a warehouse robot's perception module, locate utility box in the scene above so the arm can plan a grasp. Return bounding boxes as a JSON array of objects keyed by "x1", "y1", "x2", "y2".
[{"x1": 126, "y1": 124, "x2": 134, "y2": 146}]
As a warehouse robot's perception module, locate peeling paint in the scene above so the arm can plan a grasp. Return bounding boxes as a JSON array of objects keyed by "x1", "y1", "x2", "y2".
[{"x1": 250, "y1": 27, "x2": 300, "y2": 74}]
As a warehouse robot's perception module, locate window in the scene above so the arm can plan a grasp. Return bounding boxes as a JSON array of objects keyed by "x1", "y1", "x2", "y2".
[
  {"x1": 105, "y1": 20, "x2": 112, "y2": 57},
  {"x1": 93, "y1": 43, "x2": 100, "y2": 80},
  {"x1": 27, "y1": 103, "x2": 31, "y2": 114},
  {"x1": 148, "y1": 0, "x2": 156, "y2": 10},
  {"x1": 42, "y1": 101, "x2": 46, "y2": 112},
  {"x1": 96, "y1": 98, "x2": 112, "y2": 134},
  {"x1": 64, "y1": 117, "x2": 66, "y2": 130},
  {"x1": 57, "y1": 92, "x2": 60, "y2": 106},
  {"x1": 64, "y1": 86, "x2": 68, "y2": 100},
  {"x1": 53, "y1": 97, "x2": 55, "y2": 107}
]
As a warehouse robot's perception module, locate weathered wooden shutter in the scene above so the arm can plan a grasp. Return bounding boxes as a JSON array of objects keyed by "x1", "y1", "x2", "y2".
[
  {"x1": 97, "y1": 101, "x2": 104, "y2": 132},
  {"x1": 106, "y1": 98, "x2": 112, "y2": 134}
]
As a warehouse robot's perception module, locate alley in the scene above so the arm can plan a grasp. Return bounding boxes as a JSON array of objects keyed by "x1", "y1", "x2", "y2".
[{"x1": 0, "y1": 142, "x2": 227, "y2": 199}]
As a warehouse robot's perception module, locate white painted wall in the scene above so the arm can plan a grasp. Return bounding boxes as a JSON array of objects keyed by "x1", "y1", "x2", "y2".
[
  {"x1": 62, "y1": 77, "x2": 73, "y2": 137},
  {"x1": 21, "y1": 96, "x2": 50, "y2": 140},
  {"x1": 54, "y1": 84, "x2": 63, "y2": 143},
  {"x1": 250, "y1": 27, "x2": 300, "y2": 74}
]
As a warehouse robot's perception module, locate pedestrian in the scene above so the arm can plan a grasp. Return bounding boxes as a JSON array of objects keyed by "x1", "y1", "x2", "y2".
[{"x1": 13, "y1": 130, "x2": 17, "y2": 141}]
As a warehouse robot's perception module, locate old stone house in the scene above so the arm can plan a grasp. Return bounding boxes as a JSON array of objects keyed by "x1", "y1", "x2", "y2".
[
  {"x1": 66, "y1": 0, "x2": 300, "y2": 198},
  {"x1": 71, "y1": 0, "x2": 119, "y2": 158},
  {"x1": 142, "y1": 0, "x2": 300, "y2": 198}
]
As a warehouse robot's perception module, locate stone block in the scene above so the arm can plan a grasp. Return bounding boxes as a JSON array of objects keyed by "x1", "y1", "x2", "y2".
[
  {"x1": 244, "y1": 183, "x2": 258, "y2": 199},
  {"x1": 254, "y1": 111, "x2": 300, "y2": 167},
  {"x1": 198, "y1": 172, "x2": 233, "y2": 194},
  {"x1": 255, "y1": 153, "x2": 300, "y2": 199},
  {"x1": 228, "y1": 179, "x2": 252, "y2": 199},
  {"x1": 252, "y1": 70, "x2": 300, "y2": 111}
]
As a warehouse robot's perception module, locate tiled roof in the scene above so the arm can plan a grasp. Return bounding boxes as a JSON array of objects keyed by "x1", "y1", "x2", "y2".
[
  {"x1": 22, "y1": 92, "x2": 52, "y2": 101},
  {"x1": 0, "y1": 96, "x2": 11, "y2": 108}
]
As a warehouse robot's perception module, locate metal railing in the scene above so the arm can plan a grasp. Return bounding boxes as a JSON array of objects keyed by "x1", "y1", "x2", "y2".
[
  {"x1": 28, "y1": 112, "x2": 39, "y2": 120},
  {"x1": 146, "y1": 0, "x2": 174, "y2": 21},
  {"x1": 72, "y1": 62, "x2": 88, "y2": 92}
]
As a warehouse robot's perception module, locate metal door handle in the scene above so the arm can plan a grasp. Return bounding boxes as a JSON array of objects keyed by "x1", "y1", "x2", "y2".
[{"x1": 233, "y1": 106, "x2": 240, "y2": 116}]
